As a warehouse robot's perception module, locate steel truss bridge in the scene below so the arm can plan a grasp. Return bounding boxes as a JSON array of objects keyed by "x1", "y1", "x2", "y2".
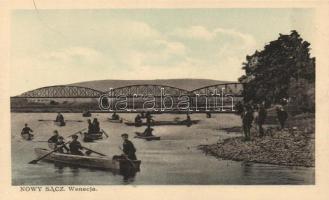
[{"x1": 12, "y1": 83, "x2": 243, "y2": 112}]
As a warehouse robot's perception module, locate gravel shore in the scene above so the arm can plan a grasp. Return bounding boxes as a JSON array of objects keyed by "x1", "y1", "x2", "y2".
[{"x1": 199, "y1": 124, "x2": 315, "y2": 167}]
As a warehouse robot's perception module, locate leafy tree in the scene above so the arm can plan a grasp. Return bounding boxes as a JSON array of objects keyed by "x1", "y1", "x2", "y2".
[{"x1": 239, "y1": 30, "x2": 315, "y2": 111}]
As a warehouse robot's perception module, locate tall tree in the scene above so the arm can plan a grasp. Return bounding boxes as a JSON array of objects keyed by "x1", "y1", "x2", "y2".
[{"x1": 239, "y1": 30, "x2": 315, "y2": 109}]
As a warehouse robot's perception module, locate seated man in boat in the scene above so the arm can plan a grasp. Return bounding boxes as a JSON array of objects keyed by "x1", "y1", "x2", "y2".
[
  {"x1": 140, "y1": 111, "x2": 146, "y2": 118},
  {"x1": 87, "y1": 119, "x2": 94, "y2": 134},
  {"x1": 143, "y1": 125, "x2": 154, "y2": 137},
  {"x1": 92, "y1": 118, "x2": 100, "y2": 133},
  {"x1": 69, "y1": 135, "x2": 84, "y2": 156},
  {"x1": 55, "y1": 112, "x2": 65, "y2": 123},
  {"x1": 121, "y1": 133, "x2": 137, "y2": 160},
  {"x1": 134, "y1": 114, "x2": 142, "y2": 124},
  {"x1": 146, "y1": 111, "x2": 153, "y2": 124},
  {"x1": 48, "y1": 130, "x2": 59, "y2": 143},
  {"x1": 55, "y1": 136, "x2": 69, "y2": 154},
  {"x1": 21, "y1": 123, "x2": 34, "y2": 140},
  {"x1": 48, "y1": 130, "x2": 60, "y2": 149},
  {"x1": 111, "y1": 112, "x2": 120, "y2": 120}
]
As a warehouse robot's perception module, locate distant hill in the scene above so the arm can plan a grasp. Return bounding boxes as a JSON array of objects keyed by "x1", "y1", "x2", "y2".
[{"x1": 69, "y1": 79, "x2": 234, "y2": 91}]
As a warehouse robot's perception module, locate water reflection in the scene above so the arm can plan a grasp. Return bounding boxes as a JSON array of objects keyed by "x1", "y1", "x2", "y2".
[{"x1": 52, "y1": 161, "x2": 138, "y2": 183}]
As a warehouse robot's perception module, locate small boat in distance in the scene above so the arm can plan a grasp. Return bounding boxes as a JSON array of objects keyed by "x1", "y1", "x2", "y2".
[
  {"x1": 134, "y1": 132, "x2": 160, "y2": 141},
  {"x1": 82, "y1": 110, "x2": 92, "y2": 117},
  {"x1": 21, "y1": 133, "x2": 34, "y2": 141},
  {"x1": 125, "y1": 120, "x2": 200, "y2": 127},
  {"x1": 54, "y1": 121, "x2": 66, "y2": 126},
  {"x1": 107, "y1": 118, "x2": 123, "y2": 123},
  {"x1": 34, "y1": 148, "x2": 141, "y2": 172},
  {"x1": 83, "y1": 131, "x2": 105, "y2": 142}
]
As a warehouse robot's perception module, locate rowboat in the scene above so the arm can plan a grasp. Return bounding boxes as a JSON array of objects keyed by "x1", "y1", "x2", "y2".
[
  {"x1": 83, "y1": 131, "x2": 104, "y2": 142},
  {"x1": 107, "y1": 118, "x2": 123, "y2": 123},
  {"x1": 54, "y1": 121, "x2": 66, "y2": 126},
  {"x1": 134, "y1": 132, "x2": 160, "y2": 141},
  {"x1": 82, "y1": 112, "x2": 92, "y2": 117},
  {"x1": 124, "y1": 120, "x2": 200, "y2": 126},
  {"x1": 34, "y1": 148, "x2": 141, "y2": 171},
  {"x1": 21, "y1": 134, "x2": 34, "y2": 140}
]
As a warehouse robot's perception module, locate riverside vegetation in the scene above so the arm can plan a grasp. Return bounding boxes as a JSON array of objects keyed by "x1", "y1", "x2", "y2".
[{"x1": 199, "y1": 31, "x2": 315, "y2": 167}]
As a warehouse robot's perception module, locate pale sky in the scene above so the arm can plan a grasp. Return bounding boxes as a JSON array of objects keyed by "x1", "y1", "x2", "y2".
[{"x1": 11, "y1": 9, "x2": 314, "y2": 96}]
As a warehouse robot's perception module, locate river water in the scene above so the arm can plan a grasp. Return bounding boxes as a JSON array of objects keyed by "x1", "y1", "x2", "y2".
[{"x1": 11, "y1": 113, "x2": 314, "y2": 185}]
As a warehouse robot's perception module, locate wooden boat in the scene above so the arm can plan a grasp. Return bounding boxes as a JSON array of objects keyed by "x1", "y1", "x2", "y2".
[
  {"x1": 54, "y1": 121, "x2": 66, "y2": 126},
  {"x1": 107, "y1": 118, "x2": 123, "y2": 123},
  {"x1": 21, "y1": 134, "x2": 34, "y2": 140},
  {"x1": 124, "y1": 120, "x2": 200, "y2": 127},
  {"x1": 134, "y1": 132, "x2": 160, "y2": 141},
  {"x1": 83, "y1": 131, "x2": 104, "y2": 142},
  {"x1": 34, "y1": 148, "x2": 141, "y2": 171},
  {"x1": 82, "y1": 111, "x2": 92, "y2": 117}
]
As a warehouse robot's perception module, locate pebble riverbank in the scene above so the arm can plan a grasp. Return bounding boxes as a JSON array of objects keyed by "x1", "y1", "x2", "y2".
[{"x1": 199, "y1": 118, "x2": 315, "y2": 167}]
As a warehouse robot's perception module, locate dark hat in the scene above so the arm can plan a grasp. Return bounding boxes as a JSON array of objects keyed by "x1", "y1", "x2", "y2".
[
  {"x1": 121, "y1": 133, "x2": 128, "y2": 137},
  {"x1": 53, "y1": 130, "x2": 58, "y2": 133}
]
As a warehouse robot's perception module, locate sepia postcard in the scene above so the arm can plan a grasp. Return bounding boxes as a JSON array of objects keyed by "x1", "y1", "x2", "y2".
[{"x1": 0, "y1": 0, "x2": 329, "y2": 200}]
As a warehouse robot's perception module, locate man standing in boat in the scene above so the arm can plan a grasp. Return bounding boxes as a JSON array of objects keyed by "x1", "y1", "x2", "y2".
[
  {"x1": 21, "y1": 123, "x2": 34, "y2": 140},
  {"x1": 121, "y1": 133, "x2": 137, "y2": 160},
  {"x1": 69, "y1": 135, "x2": 84, "y2": 156}
]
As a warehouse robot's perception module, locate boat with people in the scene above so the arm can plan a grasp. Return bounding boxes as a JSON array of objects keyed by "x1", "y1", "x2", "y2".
[
  {"x1": 82, "y1": 131, "x2": 105, "y2": 142},
  {"x1": 21, "y1": 133, "x2": 34, "y2": 140},
  {"x1": 107, "y1": 118, "x2": 123, "y2": 123},
  {"x1": 54, "y1": 121, "x2": 66, "y2": 126},
  {"x1": 33, "y1": 148, "x2": 141, "y2": 171},
  {"x1": 82, "y1": 111, "x2": 92, "y2": 117},
  {"x1": 124, "y1": 120, "x2": 200, "y2": 126},
  {"x1": 134, "y1": 132, "x2": 160, "y2": 141}
]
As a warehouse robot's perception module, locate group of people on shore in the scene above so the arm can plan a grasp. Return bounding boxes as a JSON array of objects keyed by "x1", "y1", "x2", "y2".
[{"x1": 237, "y1": 102, "x2": 288, "y2": 141}]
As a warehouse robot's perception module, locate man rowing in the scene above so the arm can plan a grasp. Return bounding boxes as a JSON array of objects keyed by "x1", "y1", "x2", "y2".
[
  {"x1": 92, "y1": 118, "x2": 100, "y2": 133},
  {"x1": 55, "y1": 136, "x2": 69, "y2": 154},
  {"x1": 87, "y1": 119, "x2": 94, "y2": 134},
  {"x1": 143, "y1": 124, "x2": 154, "y2": 137},
  {"x1": 69, "y1": 135, "x2": 84, "y2": 156},
  {"x1": 121, "y1": 133, "x2": 137, "y2": 160},
  {"x1": 55, "y1": 112, "x2": 65, "y2": 124},
  {"x1": 111, "y1": 112, "x2": 120, "y2": 120},
  {"x1": 134, "y1": 114, "x2": 142, "y2": 125},
  {"x1": 48, "y1": 130, "x2": 60, "y2": 149},
  {"x1": 21, "y1": 123, "x2": 34, "y2": 140}
]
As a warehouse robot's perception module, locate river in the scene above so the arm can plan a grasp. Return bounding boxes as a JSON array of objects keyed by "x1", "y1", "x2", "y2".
[{"x1": 11, "y1": 113, "x2": 314, "y2": 185}]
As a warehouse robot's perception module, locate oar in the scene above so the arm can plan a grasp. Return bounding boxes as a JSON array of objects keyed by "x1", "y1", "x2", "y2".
[
  {"x1": 38, "y1": 119, "x2": 54, "y2": 122},
  {"x1": 32, "y1": 140, "x2": 49, "y2": 143},
  {"x1": 81, "y1": 146, "x2": 107, "y2": 156},
  {"x1": 67, "y1": 128, "x2": 87, "y2": 138},
  {"x1": 29, "y1": 141, "x2": 71, "y2": 164},
  {"x1": 101, "y1": 129, "x2": 109, "y2": 138},
  {"x1": 65, "y1": 120, "x2": 84, "y2": 122},
  {"x1": 118, "y1": 146, "x2": 136, "y2": 169}
]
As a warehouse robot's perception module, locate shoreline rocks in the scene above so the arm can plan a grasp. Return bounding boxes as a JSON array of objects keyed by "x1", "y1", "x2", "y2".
[{"x1": 199, "y1": 126, "x2": 315, "y2": 167}]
